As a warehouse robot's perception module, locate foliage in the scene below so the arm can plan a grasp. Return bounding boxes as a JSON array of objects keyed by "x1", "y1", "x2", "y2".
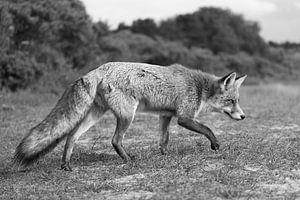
[
  {"x1": 131, "y1": 18, "x2": 158, "y2": 38},
  {"x1": 0, "y1": 0, "x2": 101, "y2": 90},
  {"x1": 0, "y1": 0, "x2": 299, "y2": 91},
  {"x1": 0, "y1": 52, "x2": 40, "y2": 91},
  {"x1": 158, "y1": 7, "x2": 267, "y2": 55},
  {"x1": 99, "y1": 30, "x2": 224, "y2": 73},
  {"x1": 99, "y1": 30, "x2": 157, "y2": 62}
]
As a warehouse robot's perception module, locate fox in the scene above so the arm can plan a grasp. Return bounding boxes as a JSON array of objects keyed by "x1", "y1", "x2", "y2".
[{"x1": 14, "y1": 62, "x2": 247, "y2": 171}]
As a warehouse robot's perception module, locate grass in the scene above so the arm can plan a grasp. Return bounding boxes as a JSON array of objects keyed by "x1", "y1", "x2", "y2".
[{"x1": 0, "y1": 83, "x2": 299, "y2": 200}]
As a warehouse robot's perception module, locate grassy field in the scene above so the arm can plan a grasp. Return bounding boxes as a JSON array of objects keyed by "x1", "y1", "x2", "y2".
[{"x1": 0, "y1": 83, "x2": 299, "y2": 200}]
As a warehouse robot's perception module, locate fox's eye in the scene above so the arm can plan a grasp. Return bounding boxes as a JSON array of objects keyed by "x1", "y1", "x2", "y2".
[
  {"x1": 225, "y1": 99, "x2": 233, "y2": 104},
  {"x1": 225, "y1": 99, "x2": 235, "y2": 104}
]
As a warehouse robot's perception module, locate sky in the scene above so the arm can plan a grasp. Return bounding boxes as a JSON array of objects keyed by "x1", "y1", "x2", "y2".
[{"x1": 81, "y1": 0, "x2": 300, "y2": 42}]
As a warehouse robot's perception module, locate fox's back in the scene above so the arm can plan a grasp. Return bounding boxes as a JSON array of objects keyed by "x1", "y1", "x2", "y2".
[
  {"x1": 101, "y1": 62, "x2": 189, "y2": 84},
  {"x1": 98, "y1": 62, "x2": 201, "y2": 113},
  {"x1": 100, "y1": 62, "x2": 198, "y2": 92}
]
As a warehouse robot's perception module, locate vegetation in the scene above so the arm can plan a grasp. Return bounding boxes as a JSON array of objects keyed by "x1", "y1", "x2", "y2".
[
  {"x1": 0, "y1": 0, "x2": 299, "y2": 92},
  {"x1": 0, "y1": 84, "x2": 299, "y2": 199},
  {"x1": 0, "y1": 1, "x2": 299, "y2": 199}
]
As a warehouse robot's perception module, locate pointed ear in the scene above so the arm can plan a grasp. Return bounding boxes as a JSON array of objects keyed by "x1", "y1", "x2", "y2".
[
  {"x1": 219, "y1": 72, "x2": 236, "y2": 90},
  {"x1": 235, "y1": 75, "x2": 247, "y2": 88}
]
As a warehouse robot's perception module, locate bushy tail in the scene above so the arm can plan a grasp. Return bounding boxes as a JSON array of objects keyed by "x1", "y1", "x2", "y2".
[{"x1": 13, "y1": 76, "x2": 100, "y2": 167}]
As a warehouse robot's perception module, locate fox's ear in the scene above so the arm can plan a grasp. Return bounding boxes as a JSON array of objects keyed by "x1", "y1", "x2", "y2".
[
  {"x1": 235, "y1": 75, "x2": 247, "y2": 88},
  {"x1": 219, "y1": 72, "x2": 236, "y2": 90}
]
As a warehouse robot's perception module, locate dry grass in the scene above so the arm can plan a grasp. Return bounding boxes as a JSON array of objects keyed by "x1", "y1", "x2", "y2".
[{"x1": 0, "y1": 83, "x2": 299, "y2": 200}]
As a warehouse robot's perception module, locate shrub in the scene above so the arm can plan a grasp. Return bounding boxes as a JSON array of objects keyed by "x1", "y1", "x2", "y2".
[
  {"x1": 0, "y1": 52, "x2": 41, "y2": 91},
  {"x1": 99, "y1": 30, "x2": 157, "y2": 62}
]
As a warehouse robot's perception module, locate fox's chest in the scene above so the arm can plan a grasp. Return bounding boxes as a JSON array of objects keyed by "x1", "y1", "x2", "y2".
[
  {"x1": 136, "y1": 99, "x2": 176, "y2": 116},
  {"x1": 194, "y1": 101, "x2": 212, "y2": 117}
]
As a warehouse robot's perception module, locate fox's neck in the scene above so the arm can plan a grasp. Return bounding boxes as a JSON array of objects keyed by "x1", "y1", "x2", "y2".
[{"x1": 194, "y1": 71, "x2": 219, "y2": 102}]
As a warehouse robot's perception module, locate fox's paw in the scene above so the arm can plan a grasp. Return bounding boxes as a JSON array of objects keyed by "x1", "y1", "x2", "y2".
[
  {"x1": 122, "y1": 155, "x2": 134, "y2": 164},
  {"x1": 211, "y1": 142, "x2": 220, "y2": 151},
  {"x1": 61, "y1": 162, "x2": 72, "y2": 172},
  {"x1": 159, "y1": 147, "x2": 168, "y2": 155}
]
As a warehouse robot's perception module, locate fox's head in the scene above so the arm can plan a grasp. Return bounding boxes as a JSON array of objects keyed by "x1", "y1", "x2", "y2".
[{"x1": 207, "y1": 72, "x2": 247, "y2": 120}]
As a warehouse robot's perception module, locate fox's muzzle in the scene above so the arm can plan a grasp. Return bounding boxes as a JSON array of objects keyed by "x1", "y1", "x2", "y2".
[
  {"x1": 224, "y1": 103, "x2": 245, "y2": 120},
  {"x1": 224, "y1": 111, "x2": 245, "y2": 120}
]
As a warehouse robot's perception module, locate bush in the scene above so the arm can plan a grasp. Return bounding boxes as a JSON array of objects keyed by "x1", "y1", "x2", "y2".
[
  {"x1": 158, "y1": 7, "x2": 267, "y2": 55},
  {"x1": 99, "y1": 30, "x2": 157, "y2": 62},
  {"x1": 99, "y1": 30, "x2": 220, "y2": 70},
  {"x1": 0, "y1": 0, "x2": 101, "y2": 91},
  {"x1": 218, "y1": 52, "x2": 291, "y2": 79},
  {"x1": 0, "y1": 52, "x2": 41, "y2": 91}
]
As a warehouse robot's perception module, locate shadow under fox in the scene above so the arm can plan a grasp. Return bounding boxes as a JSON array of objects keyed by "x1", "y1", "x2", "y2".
[{"x1": 14, "y1": 62, "x2": 247, "y2": 171}]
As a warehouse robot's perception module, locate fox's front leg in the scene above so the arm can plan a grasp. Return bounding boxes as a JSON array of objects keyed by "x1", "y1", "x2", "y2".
[
  {"x1": 177, "y1": 117, "x2": 220, "y2": 150},
  {"x1": 159, "y1": 115, "x2": 172, "y2": 155}
]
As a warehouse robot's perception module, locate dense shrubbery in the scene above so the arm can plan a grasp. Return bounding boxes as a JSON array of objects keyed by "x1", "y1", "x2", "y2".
[
  {"x1": 0, "y1": 0, "x2": 99, "y2": 91},
  {"x1": 158, "y1": 8, "x2": 268, "y2": 55},
  {"x1": 0, "y1": 0, "x2": 299, "y2": 91},
  {"x1": 0, "y1": 52, "x2": 40, "y2": 91}
]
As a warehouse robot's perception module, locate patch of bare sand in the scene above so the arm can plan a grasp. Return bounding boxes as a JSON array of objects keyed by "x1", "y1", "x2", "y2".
[
  {"x1": 260, "y1": 176, "x2": 300, "y2": 195},
  {"x1": 270, "y1": 124, "x2": 300, "y2": 131},
  {"x1": 78, "y1": 138, "x2": 93, "y2": 146},
  {"x1": 202, "y1": 161, "x2": 224, "y2": 171},
  {"x1": 113, "y1": 173, "x2": 145, "y2": 186},
  {"x1": 99, "y1": 190, "x2": 154, "y2": 200},
  {"x1": 94, "y1": 173, "x2": 155, "y2": 200},
  {"x1": 244, "y1": 165, "x2": 263, "y2": 172}
]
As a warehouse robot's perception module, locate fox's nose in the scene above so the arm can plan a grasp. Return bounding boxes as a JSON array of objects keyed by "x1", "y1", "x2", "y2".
[{"x1": 240, "y1": 115, "x2": 245, "y2": 120}]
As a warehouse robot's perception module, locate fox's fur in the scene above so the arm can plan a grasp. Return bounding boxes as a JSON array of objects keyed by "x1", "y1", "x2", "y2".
[{"x1": 14, "y1": 62, "x2": 247, "y2": 171}]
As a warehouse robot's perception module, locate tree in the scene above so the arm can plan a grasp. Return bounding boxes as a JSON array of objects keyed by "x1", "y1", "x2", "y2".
[
  {"x1": 131, "y1": 18, "x2": 158, "y2": 38},
  {"x1": 4, "y1": 0, "x2": 97, "y2": 68},
  {"x1": 158, "y1": 7, "x2": 267, "y2": 55},
  {"x1": 0, "y1": 0, "x2": 101, "y2": 90},
  {"x1": 158, "y1": 18, "x2": 183, "y2": 41}
]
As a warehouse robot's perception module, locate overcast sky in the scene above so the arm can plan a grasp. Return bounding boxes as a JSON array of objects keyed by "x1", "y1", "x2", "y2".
[{"x1": 81, "y1": 0, "x2": 300, "y2": 42}]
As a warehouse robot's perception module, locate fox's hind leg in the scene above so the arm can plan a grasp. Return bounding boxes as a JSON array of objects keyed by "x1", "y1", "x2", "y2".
[
  {"x1": 61, "y1": 104, "x2": 106, "y2": 171},
  {"x1": 159, "y1": 115, "x2": 172, "y2": 155},
  {"x1": 108, "y1": 93, "x2": 138, "y2": 163},
  {"x1": 112, "y1": 115, "x2": 135, "y2": 163}
]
